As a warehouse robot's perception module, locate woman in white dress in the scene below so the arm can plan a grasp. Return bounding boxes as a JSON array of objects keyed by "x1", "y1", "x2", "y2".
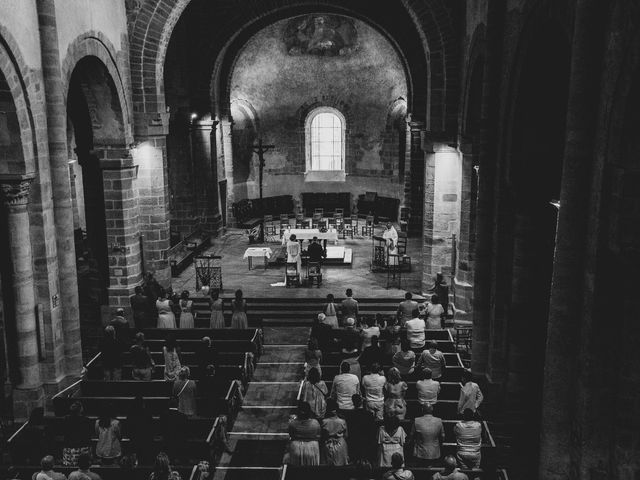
[
  {"x1": 209, "y1": 290, "x2": 225, "y2": 329},
  {"x1": 322, "y1": 293, "x2": 339, "y2": 328},
  {"x1": 156, "y1": 289, "x2": 176, "y2": 329},
  {"x1": 425, "y1": 294, "x2": 445, "y2": 329},
  {"x1": 178, "y1": 290, "x2": 194, "y2": 328}
]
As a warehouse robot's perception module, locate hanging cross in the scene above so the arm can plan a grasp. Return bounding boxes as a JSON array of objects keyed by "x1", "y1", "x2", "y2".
[{"x1": 252, "y1": 138, "x2": 275, "y2": 200}]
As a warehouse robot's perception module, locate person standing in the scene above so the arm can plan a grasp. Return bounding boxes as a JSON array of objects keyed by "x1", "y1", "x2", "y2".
[
  {"x1": 173, "y1": 367, "x2": 197, "y2": 416},
  {"x1": 361, "y1": 362, "x2": 386, "y2": 421},
  {"x1": 178, "y1": 290, "x2": 194, "y2": 328},
  {"x1": 429, "y1": 273, "x2": 450, "y2": 324},
  {"x1": 392, "y1": 339, "x2": 416, "y2": 376},
  {"x1": 109, "y1": 308, "x2": 130, "y2": 344},
  {"x1": 382, "y1": 222, "x2": 398, "y2": 262},
  {"x1": 405, "y1": 309, "x2": 426, "y2": 350},
  {"x1": 301, "y1": 367, "x2": 328, "y2": 419},
  {"x1": 68, "y1": 453, "x2": 101, "y2": 480},
  {"x1": 454, "y1": 409, "x2": 482, "y2": 469},
  {"x1": 341, "y1": 288, "x2": 359, "y2": 324},
  {"x1": 287, "y1": 401, "x2": 321, "y2": 465},
  {"x1": 130, "y1": 332, "x2": 155, "y2": 381},
  {"x1": 411, "y1": 403, "x2": 444, "y2": 466},
  {"x1": 432, "y1": 455, "x2": 469, "y2": 480},
  {"x1": 156, "y1": 288, "x2": 176, "y2": 329},
  {"x1": 416, "y1": 341, "x2": 447, "y2": 382},
  {"x1": 209, "y1": 290, "x2": 225, "y2": 328},
  {"x1": 322, "y1": 293, "x2": 339, "y2": 328},
  {"x1": 376, "y1": 416, "x2": 407, "y2": 467},
  {"x1": 416, "y1": 368, "x2": 440, "y2": 407},
  {"x1": 360, "y1": 316, "x2": 380, "y2": 350},
  {"x1": 163, "y1": 334, "x2": 182, "y2": 381},
  {"x1": 286, "y1": 233, "x2": 302, "y2": 283},
  {"x1": 304, "y1": 338, "x2": 322, "y2": 377},
  {"x1": 330, "y1": 361, "x2": 361, "y2": 412},
  {"x1": 321, "y1": 399, "x2": 349, "y2": 465},
  {"x1": 457, "y1": 370, "x2": 484, "y2": 415},
  {"x1": 99, "y1": 326, "x2": 123, "y2": 381},
  {"x1": 397, "y1": 292, "x2": 418, "y2": 326},
  {"x1": 130, "y1": 286, "x2": 149, "y2": 330},
  {"x1": 231, "y1": 289, "x2": 248, "y2": 329},
  {"x1": 62, "y1": 402, "x2": 92, "y2": 467},
  {"x1": 95, "y1": 406, "x2": 121, "y2": 464},
  {"x1": 383, "y1": 367, "x2": 408, "y2": 420},
  {"x1": 425, "y1": 295, "x2": 445, "y2": 330},
  {"x1": 346, "y1": 394, "x2": 376, "y2": 464}
]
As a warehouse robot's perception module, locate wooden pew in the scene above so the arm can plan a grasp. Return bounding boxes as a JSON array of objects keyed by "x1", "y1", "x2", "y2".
[
  {"x1": 281, "y1": 465, "x2": 499, "y2": 480},
  {"x1": 7, "y1": 465, "x2": 198, "y2": 480}
]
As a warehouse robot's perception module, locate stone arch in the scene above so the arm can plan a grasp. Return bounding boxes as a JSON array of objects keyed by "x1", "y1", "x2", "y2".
[
  {"x1": 61, "y1": 33, "x2": 133, "y2": 145},
  {"x1": 0, "y1": 27, "x2": 41, "y2": 174},
  {"x1": 129, "y1": 0, "x2": 456, "y2": 134}
]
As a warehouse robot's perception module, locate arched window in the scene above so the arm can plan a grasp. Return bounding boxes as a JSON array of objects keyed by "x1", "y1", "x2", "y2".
[{"x1": 305, "y1": 107, "x2": 345, "y2": 181}]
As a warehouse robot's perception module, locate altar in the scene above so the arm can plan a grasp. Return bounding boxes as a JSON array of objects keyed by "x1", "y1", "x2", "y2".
[{"x1": 281, "y1": 228, "x2": 339, "y2": 243}]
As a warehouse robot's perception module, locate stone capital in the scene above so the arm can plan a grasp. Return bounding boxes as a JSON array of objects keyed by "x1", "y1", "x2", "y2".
[{"x1": 0, "y1": 173, "x2": 36, "y2": 207}]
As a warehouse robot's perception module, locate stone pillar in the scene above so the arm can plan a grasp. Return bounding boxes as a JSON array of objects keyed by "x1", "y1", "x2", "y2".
[
  {"x1": 132, "y1": 113, "x2": 172, "y2": 288},
  {"x1": 36, "y1": 0, "x2": 82, "y2": 376},
  {"x1": 539, "y1": 0, "x2": 606, "y2": 477},
  {"x1": 192, "y1": 118, "x2": 222, "y2": 233},
  {"x1": 97, "y1": 147, "x2": 143, "y2": 309},
  {"x1": 471, "y1": 0, "x2": 506, "y2": 378},
  {"x1": 407, "y1": 119, "x2": 425, "y2": 236},
  {"x1": 219, "y1": 118, "x2": 235, "y2": 226},
  {"x1": 422, "y1": 143, "x2": 462, "y2": 294},
  {"x1": 0, "y1": 174, "x2": 43, "y2": 419},
  {"x1": 454, "y1": 138, "x2": 476, "y2": 314}
]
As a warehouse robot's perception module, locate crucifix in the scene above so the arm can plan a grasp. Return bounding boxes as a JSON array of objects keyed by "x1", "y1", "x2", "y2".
[
  {"x1": 252, "y1": 138, "x2": 276, "y2": 200},
  {"x1": 252, "y1": 138, "x2": 275, "y2": 242}
]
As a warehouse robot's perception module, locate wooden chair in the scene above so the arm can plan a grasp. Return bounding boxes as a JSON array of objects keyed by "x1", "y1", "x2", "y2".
[
  {"x1": 295, "y1": 213, "x2": 307, "y2": 229},
  {"x1": 312, "y1": 212, "x2": 322, "y2": 229},
  {"x1": 263, "y1": 215, "x2": 276, "y2": 236},
  {"x1": 455, "y1": 326, "x2": 473, "y2": 355},
  {"x1": 334, "y1": 212, "x2": 344, "y2": 232},
  {"x1": 361, "y1": 215, "x2": 374, "y2": 237},
  {"x1": 314, "y1": 208, "x2": 324, "y2": 217},
  {"x1": 397, "y1": 232, "x2": 408, "y2": 255},
  {"x1": 318, "y1": 219, "x2": 328, "y2": 230},
  {"x1": 350, "y1": 214, "x2": 359, "y2": 233},
  {"x1": 334, "y1": 208, "x2": 344, "y2": 216},
  {"x1": 307, "y1": 261, "x2": 322, "y2": 287},
  {"x1": 285, "y1": 262, "x2": 300, "y2": 287},
  {"x1": 342, "y1": 217, "x2": 353, "y2": 239},
  {"x1": 279, "y1": 214, "x2": 290, "y2": 236}
]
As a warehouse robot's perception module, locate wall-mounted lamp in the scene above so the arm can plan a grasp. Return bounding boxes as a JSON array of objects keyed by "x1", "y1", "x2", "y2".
[
  {"x1": 549, "y1": 199, "x2": 560, "y2": 210},
  {"x1": 190, "y1": 113, "x2": 198, "y2": 122},
  {"x1": 109, "y1": 243, "x2": 129, "y2": 254},
  {"x1": 473, "y1": 165, "x2": 480, "y2": 174}
]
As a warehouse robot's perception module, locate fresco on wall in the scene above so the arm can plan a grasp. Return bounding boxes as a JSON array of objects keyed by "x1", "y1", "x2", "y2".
[{"x1": 284, "y1": 15, "x2": 359, "y2": 56}]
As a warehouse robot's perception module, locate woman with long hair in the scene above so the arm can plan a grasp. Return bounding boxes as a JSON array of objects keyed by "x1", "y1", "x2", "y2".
[
  {"x1": 376, "y1": 415, "x2": 407, "y2": 467},
  {"x1": 230, "y1": 289, "x2": 248, "y2": 329},
  {"x1": 148, "y1": 452, "x2": 182, "y2": 480},
  {"x1": 156, "y1": 288, "x2": 176, "y2": 329},
  {"x1": 172, "y1": 367, "x2": 197, "y2": 416},
  {"x1": 95, "y1": 404, "x2": 121, "y2": 464},
  {"x1": 425, "y1": 294, "x2": 445, "y2": 330},
  {"x1": 178, "y1": 290, "x2": 194, "y2": 329},
  {"x1": 322, "y1": 293, "x2": 339, "y2": 328},
  {"x1": 163, "y1": 334, "x2": 182, "y2": 381},
  {"x1": 209, "y1": 289, "x2": 225, "y2": 329},
  {"x1": 287, "y1": 401, "x2": 321, "y2": 465},
  {"x1": 304, "y1": 337, "x2": 322, "y2": 377}
]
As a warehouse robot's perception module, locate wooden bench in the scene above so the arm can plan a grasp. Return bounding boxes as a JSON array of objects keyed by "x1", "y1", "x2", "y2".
[
  {"x1": 167, "y1": 227, "x2": 212, "y2": 276},
  {"x1": 6, "y1": 466, "x2": 198, "y2": 480},
  {"x1": 282, "y1": 465, "x2": 500, "y2": 480}
]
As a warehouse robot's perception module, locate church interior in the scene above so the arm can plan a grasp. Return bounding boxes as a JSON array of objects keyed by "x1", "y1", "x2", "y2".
[{"x1": 0, "y1": 0, "x2": 639, "y2": 479}]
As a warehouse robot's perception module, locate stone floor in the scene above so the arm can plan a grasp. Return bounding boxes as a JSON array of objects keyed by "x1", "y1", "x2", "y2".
[
  {"x1": 213, "y1": 326, "x2": 309, "y2": 479},
  {"x1": 173, "y1": 226, "x2": 423, "y2": 298}
]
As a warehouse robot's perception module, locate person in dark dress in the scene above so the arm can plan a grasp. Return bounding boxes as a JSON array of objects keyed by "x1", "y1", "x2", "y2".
[
  {"x1": 195, "y1": 337, "x2": 217, "y2": 380},
  {"x1": 143, "y1": 272, "x2": 162, "y2": 324},
  {"x1": 160, "y1": 397, "x2": 188, "y2": 462},
  {"x1": 109, "y1": 308, "x2": 131, "y2": 345},
  {"x1": 346, "y1": 394, "x2": 376, "y2": 464},
  {"x1": 311, "y1": 313, "x2": 335, "y2": 352},
  {"x1": 429, "y1": 273, "x2": 450, "y2": 323},
  {"x1": 99, "y1": 326, "x2": 124, "y2": 381},
  {"x1": 130, "y1": 286, "x2": 149, "y2": 330},
  {"x1": 127, "y1": 396, "x2": 154, "y2": 464}
]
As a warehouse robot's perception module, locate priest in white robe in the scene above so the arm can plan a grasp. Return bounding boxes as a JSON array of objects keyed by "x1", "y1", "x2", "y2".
[{"x1": 382, "y1": 222, "x2": 398, "y2": 263}]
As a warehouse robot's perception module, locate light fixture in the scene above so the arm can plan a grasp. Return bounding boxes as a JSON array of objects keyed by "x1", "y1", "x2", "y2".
[
  {"x1": 190, "y1": 113, "x2": 198, "y2": 121},
  {"x1": 549, "y1": 199, "x2": 560, "y2": 210}
]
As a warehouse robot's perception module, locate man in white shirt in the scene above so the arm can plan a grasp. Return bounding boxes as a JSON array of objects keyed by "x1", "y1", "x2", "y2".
[
  {"x1": 405, "y1": 309, "x2": 426, "y2": 349},
  {"x1": 398, "y1": 292, "x2": 419, "y2": 326},
  {"x1": 457, "y1": 369, "x2": 484, "y2": 415},
  {"x1": 361, "y1": 362, "x2": 386, "y2": 420},
  {"x1": 330, "y1": 361, "x2": 361, "y2": 411},
  {"x1": 417, "y1": 341, "x2": 447, "y2": 381}
]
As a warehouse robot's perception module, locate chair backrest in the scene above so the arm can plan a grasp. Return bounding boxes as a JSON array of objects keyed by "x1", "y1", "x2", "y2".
[
  {"x1": 286, "y1": 262, "x2": 298, "y2": 274},
  {"x1": 312, "y1": 212, "x2": 322, "y2": 221},
  {"x1": 296, "y1": 213, "x2": 304, "y2": 220},
  {"x1": 314, "y1": 208, "x2": 323, "y2": 215},
  {"x1": 343, "y1": 217, "x2": 352, "y2": 225},
  {"x1": 280, "y1": 214, "x2": 289, "y2": 221},
  {"x1": 366, "y1": 215, "x2": 374, "y2": 225},
  {"x1": 264, "y1": 214, "x2": 273, "y2": 222},
  {"x1": 318, "y1": 219, "x2": 327, "y2": 229},
  {"x1": 335, "y1": 212, "x2": 343, "y2": 220},
  {"x1": 308, "y1": 262, "x2": 321, "y2": 275},
  {"x1": 334, "y1": 208, "x2": 344, "y2": 215}
]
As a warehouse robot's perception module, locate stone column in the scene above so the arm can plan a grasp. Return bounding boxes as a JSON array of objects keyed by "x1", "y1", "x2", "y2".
[
  {"x1": 98, "y1": 147, "x2": 143, "y2": 310},
  {"x1": 454, "y1": 138, "x2": 477, "y2": 314},
  {"x1": 407, "y1": 119, "x2": 426, "y2": 236},
  {"x1": 193, "y1": 118, "x2": 222, "y2": 233},
  {"x1": 36, "y1": 0, "x2": 82, "y2": 375},
  {"x1": 539, "y1": 0, "x2": 606, "y2": 477},
  {"x1": 132, "y1": 113, "x2": 172, "y2": 288},
  {"x1": 422, "y1": 140, "x2": 437, "y2": 294},
  {"x1": 219, "y1": 118, "x2": 235, "y2": 226},
  {"x1": 471, "y1": 0, "x2": 506, "y2": 378},
  {"x1": 0, "y1": 174, "x2": 43, "y2": 419}
]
